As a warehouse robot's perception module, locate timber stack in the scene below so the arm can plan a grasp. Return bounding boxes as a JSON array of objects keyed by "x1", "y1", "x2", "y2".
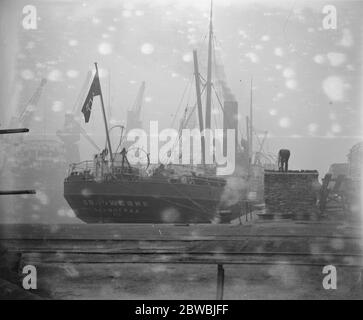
[{"x1": 262, "y1": 170, "x2": 320, "y2": 220}]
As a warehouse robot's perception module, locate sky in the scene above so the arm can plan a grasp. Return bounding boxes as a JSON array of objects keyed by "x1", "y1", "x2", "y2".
[{"x1": 0, "y1": 0, "x2": 362, "y2": 177}]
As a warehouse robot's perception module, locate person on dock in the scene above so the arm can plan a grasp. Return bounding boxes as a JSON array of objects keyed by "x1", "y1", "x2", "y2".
[{"x1": 278, "y1": 149, "x2": 290, "y2": 172}]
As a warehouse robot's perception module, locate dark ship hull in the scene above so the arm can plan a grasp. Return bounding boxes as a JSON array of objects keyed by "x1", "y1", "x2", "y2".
[{"x1": 64, "y1": 173, "x2": 243, "y2": 224}]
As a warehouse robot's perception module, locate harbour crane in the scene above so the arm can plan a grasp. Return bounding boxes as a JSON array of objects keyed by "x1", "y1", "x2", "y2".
[
  {"x1": 18, "y1": 78, "x2": 47, "y2": 128},
  {"x1": 253, "y1": 130, "x2": 268, "y2": 166}
]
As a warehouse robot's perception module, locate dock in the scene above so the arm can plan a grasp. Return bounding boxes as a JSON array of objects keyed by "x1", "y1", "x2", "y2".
[{"x1": 1, "y1": 219, "x2": 362, "y2": 299}]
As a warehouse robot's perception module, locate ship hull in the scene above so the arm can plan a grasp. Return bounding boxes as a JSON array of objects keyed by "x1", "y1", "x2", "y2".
[{"x1": 64, "y1": 178, "x2": 243, "y2": 223}]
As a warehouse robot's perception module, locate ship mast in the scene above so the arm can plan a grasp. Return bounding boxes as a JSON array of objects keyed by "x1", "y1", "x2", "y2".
[
  {"x1": 205, "y1": 0, "x2": 213, "y2": 130},
  {"x1": 193, "y1": 50, "x2": 206, "y2": 165},
  {"x1": 94, "y1": 62, "x2": 113, "y2": 164},
  {"x1": 249, "y1": 77, "x2": 253, "y2": 164},
  {"x1": 246, "y1": 116, "x2": 251, "y2": 165}
]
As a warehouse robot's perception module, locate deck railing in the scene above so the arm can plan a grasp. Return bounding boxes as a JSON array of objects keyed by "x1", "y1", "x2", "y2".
[{"x1": 67, "y1": 160, "x2": 228, "y2": 187}]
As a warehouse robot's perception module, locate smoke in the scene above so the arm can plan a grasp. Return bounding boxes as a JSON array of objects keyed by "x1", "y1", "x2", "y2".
[
  {"x1": 220, "y1": 175, "x2": 247, "y2": 207},
  {"x1": 219, "y1": 161, "x2": 249, "y2": 207}
]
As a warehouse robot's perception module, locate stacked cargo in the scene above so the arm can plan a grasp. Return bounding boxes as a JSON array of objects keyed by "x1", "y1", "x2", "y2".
[{"x1": 263, "y1": 170, "x2": 320, "y2": 220}]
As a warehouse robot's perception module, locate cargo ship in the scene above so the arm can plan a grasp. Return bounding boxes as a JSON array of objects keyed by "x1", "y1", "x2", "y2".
[{"x1": 64, "y1": 5, "x2": 273, "y2": 223}]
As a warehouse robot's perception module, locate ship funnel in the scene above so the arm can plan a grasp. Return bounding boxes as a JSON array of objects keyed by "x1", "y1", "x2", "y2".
[{"x1": 223, "y1": 100, "x2": 238, "y2": 156}]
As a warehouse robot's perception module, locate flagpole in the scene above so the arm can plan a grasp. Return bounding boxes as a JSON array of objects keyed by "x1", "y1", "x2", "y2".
[{"x1": 94, "y1": 62, "x2": 113, "y2": 164}]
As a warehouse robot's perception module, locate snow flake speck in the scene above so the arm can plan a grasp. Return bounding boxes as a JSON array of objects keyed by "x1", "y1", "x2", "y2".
[
  {"x1": 182, "y1": 53, "x2": 193, "y2": 63},
  {"x1": 48, "y1": 69, "x2": 63, "y2": 82},
  {"x1": 21, "y1": 69, "x2": 35, "y2": 80},
  {"x1": 141, "y1": 43, "x2": 154, "y2": 55},
  {"x1": 98, "y1": 42, "x2": 112, "y2": 55},
  {"x1": 279, "y1": 117, "x2": 291, "y2": 128}
]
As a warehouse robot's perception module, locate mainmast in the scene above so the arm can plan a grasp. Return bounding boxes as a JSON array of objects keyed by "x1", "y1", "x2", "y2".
[
  {"x1": 193, "y1": 50, "x2": 206, "y2": 165},
  {"x1": 205, "y1": 0, "x2": 213, "y2": 129},
  {"x1": 246, "y1": 116, "x2": 251, "y2": 165},
  {"x1": 249, "y1": 77, "x2": 253, "y2": 163}
]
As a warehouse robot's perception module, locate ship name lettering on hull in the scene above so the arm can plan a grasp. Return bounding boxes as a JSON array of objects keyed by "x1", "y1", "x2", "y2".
[{"x1": 82, "y1": 199, "x2": 149, "y2": 207}]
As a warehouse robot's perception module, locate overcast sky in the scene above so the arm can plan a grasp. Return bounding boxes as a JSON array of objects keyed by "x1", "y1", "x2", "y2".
[{"x1": 1, "y1": 0, "x2": 362, "y2": 176}]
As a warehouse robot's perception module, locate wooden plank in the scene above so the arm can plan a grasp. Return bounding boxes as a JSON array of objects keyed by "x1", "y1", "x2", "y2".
[
  {"x1": 20, "y1": 251, "x2": 363, "y2": 268},
  {"x1": 3, "y1": 236, "x2": 363, "y2": 256},
  {"x1": 1, "y1": 223, "x2": 361, "y2": 240}
]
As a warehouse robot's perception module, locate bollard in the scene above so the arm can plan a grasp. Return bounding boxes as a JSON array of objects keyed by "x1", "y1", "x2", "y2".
[{"x1": 216, "y1": 264, "x2": 225, "y2": 300}]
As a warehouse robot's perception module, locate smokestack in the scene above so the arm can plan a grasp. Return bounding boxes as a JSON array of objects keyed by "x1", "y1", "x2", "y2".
[{"x1": 223, "y1": 100, "x2": 238, "y2": 155}]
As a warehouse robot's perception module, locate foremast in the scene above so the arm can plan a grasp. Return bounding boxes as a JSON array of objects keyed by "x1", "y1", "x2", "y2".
[{"x1": 205, "y1": 1, "x2": 213, "y2": 130}]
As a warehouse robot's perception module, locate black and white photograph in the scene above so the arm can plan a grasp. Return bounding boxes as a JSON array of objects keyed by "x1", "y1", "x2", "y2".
[{"x1": 0, "y1": 0, "x2": 362, "y2": 303}]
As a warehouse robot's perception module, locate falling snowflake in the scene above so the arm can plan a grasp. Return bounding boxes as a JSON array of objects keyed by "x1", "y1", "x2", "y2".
[
  {"x1": 48, "y1": 69, "x2": 63, "y2": 82},
  {"x1": 331, "y1": 123, "x2": 342, "y2": 133},
  {"x1": 141, "y1": 43, "x2": 154, "y2": 55},
  {"x1": 308, "y1": 123, "x2": 318, "y2": 134},
  {"x1": 92, "y1": 17, "x2": 101, "y2": 24},
  {"x1": 327, "y1": 52, "x2": 346, "y2": 67},
  {"x1": 122, "y1": 10, "x2": 132, "y2": 18},
  {"x1": 98, "y1": 42, "x2": 112, "y2": 55},
  {"x1": 313, "y1": 54, "x2": 325, "y2": 64},
  {"x1": 274, "y1": 47, "x2": 284, "y2": 57},
  {"x1": 135, "y1": 10, "x2": 144, "y2": 16},
  {"x1": 26, "y1": 41, "x2": 35, "y2": 49},
  {"x1": 322, "y1": 76, "x2": 345, "y2": 101},
  {"x1": 245, "y1": 52, "x2": 259, "y2": 63},
  {"x1": 238, "y1": 29, "x2": 248, "y2": 38},
  {"x1": 182, "y1": 53, "x2": 192, "y2": 62},
  {"x1": 35, "y1": 191, "x2": 49, "y2": 205},
  {"x1": 285, "y1": 79, "x2": 297, "y2": 90},
  {"x1": 144, "y1": 96, "x2": 153, "y2": 103},
  {"x1": 52, "y1": 101, "x2": 63, "y2": 112},
  {"x1": 339, "y1": 28, "x2": 353, "y2": 47},
  {"x1": 282, "y1": 68, "x2": 295, "y2": 79},
  {"x1": 66, "y1": 70, "x2": 79, "y2": 78},
  {"x1": 68, "y1": 39, "x2": 78, "y2": 47},
  {"x1": 279, "y1": 117, "x2": 291, "y2": 128},
  {"x1": 21, "y1": 69, "x2": 35, "y2": 80}
]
